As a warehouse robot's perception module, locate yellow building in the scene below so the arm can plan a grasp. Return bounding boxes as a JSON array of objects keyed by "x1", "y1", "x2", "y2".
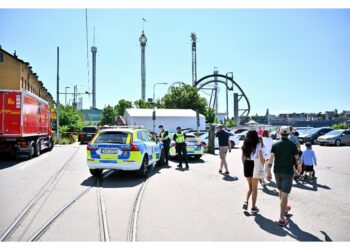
[{"x1": 0, "y1": 46, "x2": 54, "y2": 106}]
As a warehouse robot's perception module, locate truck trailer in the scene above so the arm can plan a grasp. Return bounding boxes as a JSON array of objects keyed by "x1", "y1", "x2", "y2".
[{"x1": 0, "y1": 89, "x2": 54, "y2": 159}]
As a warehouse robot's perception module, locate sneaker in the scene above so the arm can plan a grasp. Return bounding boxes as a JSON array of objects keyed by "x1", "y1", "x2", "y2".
[
  {"x1": 278, "y1": 219, "x2": 289, "y2": 226},
  {"x1": 219, "y1": 169, "x2": 222, "y2": 173},
  {"x1": 225, "y1": 171, "x2": 229, "y2": 175},
  {"x1": 177, "y1": 164, "x2": 183, "y2": 168},
  {"x1": 185, "y1": 165, "x2": 189, "y2": 169},
  {"x1": 251, "y1": 207, "x2": 259, "y2": 214}
]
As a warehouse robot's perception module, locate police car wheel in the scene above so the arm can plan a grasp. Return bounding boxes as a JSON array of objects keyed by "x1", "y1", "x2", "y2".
[
  {"x1": 157, "y1": 150, "x2": 166, "y2": 166},
  {"x1": 90, "y1": 169, "x2": 103, "y2": 177},
  {"x1": 137, "y1": 156, "x2": 149, "y2": 177}
]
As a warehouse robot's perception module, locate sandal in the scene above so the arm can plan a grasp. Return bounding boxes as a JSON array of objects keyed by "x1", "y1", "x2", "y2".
[
  {"x1": 242, "y1": 202, "x2": 248, "y2": 210},
  {"x1": 278, "y1": 218, "x2": 289, "y2": 226}
]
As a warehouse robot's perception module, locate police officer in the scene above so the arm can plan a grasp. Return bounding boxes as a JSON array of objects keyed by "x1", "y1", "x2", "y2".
[
  {"x1": 173, "y1": 127, "x2": 189, "y2": 169},
  {"x1": 159, "y1": 125, "x2": 170, "y2": 165}
]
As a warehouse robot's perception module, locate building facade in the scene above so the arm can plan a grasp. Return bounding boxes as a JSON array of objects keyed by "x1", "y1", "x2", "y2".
[{"x1": 0, "y1": 46, "x2": 54, "y2": 106}]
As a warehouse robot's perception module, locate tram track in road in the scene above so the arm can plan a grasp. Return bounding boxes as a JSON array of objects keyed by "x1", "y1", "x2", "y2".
[
  {"x1": 28, "y1": 170, "x2": 114, "y2": 242},
  {"x1": 127, "y1": 164, "x2": 156, "y2": 242},
  {"x1": 0, "y1": 146, "x2": 82, "y2": 242}
]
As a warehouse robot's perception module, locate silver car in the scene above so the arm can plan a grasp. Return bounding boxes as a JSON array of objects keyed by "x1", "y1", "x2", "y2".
[{"x1": 317, "y1": 129, "x2": 350, "y2": 146}]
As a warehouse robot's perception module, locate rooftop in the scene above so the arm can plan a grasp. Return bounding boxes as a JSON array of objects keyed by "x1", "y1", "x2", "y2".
[{"x1": 125, "y1": 109, "x2": 205, "y2": 117}]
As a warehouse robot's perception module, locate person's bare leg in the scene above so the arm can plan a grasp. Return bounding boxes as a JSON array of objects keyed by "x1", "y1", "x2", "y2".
[
  {"x1": 252, "y1": 178, "x2": 259, "y2": 208},
  {"x1": 280, "y1": 192, "x2": 288, "y2": 220},
  {"x1": 245, "y1": 177, "x2": 253, "y2": 203},
  {"x1": 220, "y1": 158, "x2": 224, "y2": 171},
  {"x1": 223, "y1": 158, "x2": 228, "y2": 172}
]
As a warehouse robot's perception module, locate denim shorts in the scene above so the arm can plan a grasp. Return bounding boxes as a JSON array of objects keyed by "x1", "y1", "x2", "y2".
[{"x1": 274, "y1": 173, "x2": 294, "y2": 194}]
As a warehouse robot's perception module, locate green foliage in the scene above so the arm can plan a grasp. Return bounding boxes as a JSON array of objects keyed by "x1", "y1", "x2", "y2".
[
  {"x1": 204, "y1": 108, "x2": 216, "y2": 123},
  {"x1": 59, "y1": 105, "x2": 84, "y2": 133},
  {"x1": 115, "y1": 99, "x2": 133, "y2": 116},
  {"x1": 331, "y1": 123, "x2": 349, "y2": 129},
  {"x1": 100, "y1": 105, "x2": 116, "y2": 126},
  {"x1": 225, "y1": 119, "x2": 238, "y2": 128},
  {"x1": 134, "y1": 99, "x2": 153, "y2": 109},
  {"x1": 160, "y1": 85, "x2": 207, "y2": 114}
]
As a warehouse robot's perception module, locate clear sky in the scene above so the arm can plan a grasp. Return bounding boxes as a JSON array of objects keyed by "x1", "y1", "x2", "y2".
[{"x1": 1, "y1": 8, "x2": 349, "y2": 116}]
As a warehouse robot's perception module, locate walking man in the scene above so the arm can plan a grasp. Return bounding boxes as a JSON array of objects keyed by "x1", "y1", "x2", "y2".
[
  {"x1": 216, "y1": 125, "x2": 231, "y2": 175},
  {"x1": 267, "y1": 126, "x2": 302, "y2": 226},
  {"x1": 159, "y1": 125, "x2": 170, "y2": 165},
  {"x1": 173, "y1": 127, "x2": 189, "y2": 169}
]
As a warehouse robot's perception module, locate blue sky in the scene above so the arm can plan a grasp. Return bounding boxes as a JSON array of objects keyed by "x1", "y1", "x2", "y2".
[{"x1": 0, "y1": 9, "x2": 349, "y2": 116}]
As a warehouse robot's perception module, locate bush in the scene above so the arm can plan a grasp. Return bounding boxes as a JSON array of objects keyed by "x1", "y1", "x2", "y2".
[{"x1": 332, "y1": 123, "x2": 349, "y2": 129}]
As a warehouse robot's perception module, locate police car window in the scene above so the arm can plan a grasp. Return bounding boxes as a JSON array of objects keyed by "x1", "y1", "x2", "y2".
[
  {"x1": 140, "y1": 131, "x2": 150, "y2": 142},
  {"x1": 95, "y1": 132, "x2": 128, "y2": 144},
  {"x1": 137, "y1": 131, "x2": 143, "y2": 140}
]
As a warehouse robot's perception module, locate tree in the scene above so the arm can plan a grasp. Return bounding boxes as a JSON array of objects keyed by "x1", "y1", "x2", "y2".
[
  {"x1": 204, "y1": 107, "x2": 216, "y2": 123},
  {"x1": 225, "y1": 119, "x2": 238, "y2": 128},
  {"x1": 114, "y1": 99, "x2": 133, "y2": 116},
  {"x1": 134, "y1": 99, "x2": 153, "y2": 109},
  {"x1": 160, "y1": 85, "x2": 207, "y2": 115},
  {"x1": 331, "y1": 123, "x2": 349, "y2": 129},
  {"x1": 100, "y1": 105, "x2": 116, "y2": 126},
  {"x1": 59, "y1": 105, "x2": 84, "y2": 132}
]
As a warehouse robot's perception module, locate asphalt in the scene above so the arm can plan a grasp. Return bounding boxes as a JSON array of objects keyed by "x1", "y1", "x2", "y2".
[{"x1": 0, "y1": 142, "x2": 349, "y2": 241}]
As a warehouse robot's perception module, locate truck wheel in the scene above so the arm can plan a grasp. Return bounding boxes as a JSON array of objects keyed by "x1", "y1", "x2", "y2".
[
  {"x1": 89, "y1": 169, "x2": 103, "y2": 177},
  {"x1": 137, "y1": 156, "x2": 149, "y2": 177},
  {"x1": 34, "y1": 140, "x2": 41, "y2": 157},
  {"x1": 28, "y1": 141, "x2": 34, "y2": 159},
  {"x1": 48, "y1": 138, "x2": 54, "y2": 151}
]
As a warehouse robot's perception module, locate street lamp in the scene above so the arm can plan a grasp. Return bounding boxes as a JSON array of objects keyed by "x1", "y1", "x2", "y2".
[
  {"x1": 65, "y1": 86, "x2": 70, "y2": 105},
  {"x1": 152, "y1": 82, "x2": 168, "y2": 132}
]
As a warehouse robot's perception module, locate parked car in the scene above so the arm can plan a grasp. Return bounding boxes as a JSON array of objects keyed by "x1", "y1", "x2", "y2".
[
  {"x1": 298, "y1": 127, "x2": 333, "y2": 144},
  {"x1": 233, "y1": 128, "x2": 247, "y2": 135},
  {"x1": 79, "y1": 126, "x2": 98, "y2": 144},
  {"x1": 169, "y1": 132, "x2": 204, "y2": 159},
  {"x1": 86, "y1": 127, "x2": 165, "y2": 177},
  {"x1": 317, "y1": 129, "x2": 350, "y2": 146},
  {"x1": 199, "y1": 131, "x2": 240, "y2": 149},
  {"x1": 237, "y1": 130, "x2": 248, "y2": 140}
]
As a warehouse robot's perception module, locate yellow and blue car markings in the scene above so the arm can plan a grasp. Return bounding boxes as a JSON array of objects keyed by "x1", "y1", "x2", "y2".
[{"x1": 87, "y1": 129, "x2": 163, "y2": 170}]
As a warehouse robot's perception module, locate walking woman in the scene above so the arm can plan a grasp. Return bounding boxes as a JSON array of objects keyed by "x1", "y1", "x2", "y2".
[{"x1": 241, "y1": 130, "x2": 265, "y2": 213}]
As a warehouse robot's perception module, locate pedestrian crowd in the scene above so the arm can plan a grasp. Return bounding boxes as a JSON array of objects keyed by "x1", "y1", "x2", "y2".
[{"x1": 157, "y1": 124, "x2": 318, "y2": 227}]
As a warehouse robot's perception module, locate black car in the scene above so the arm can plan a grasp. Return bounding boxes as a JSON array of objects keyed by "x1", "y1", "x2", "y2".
[
  {"x1": 298, "y1": 127, "x2": 333, "y2": 145},
  {"x1": 79, "y1": 126, "x2": 98, "y2": 144}
]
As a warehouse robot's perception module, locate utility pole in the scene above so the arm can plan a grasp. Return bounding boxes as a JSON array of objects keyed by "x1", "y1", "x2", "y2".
[
  {"x1": 56, "y1": 47, "x2": 60, "y2": 144},
  {"x1": 140, "y1": 30, "x2": 147, "y2": 101},
  {"x1": 191, "y1": 33, "x2": 197, "y2": 87}
]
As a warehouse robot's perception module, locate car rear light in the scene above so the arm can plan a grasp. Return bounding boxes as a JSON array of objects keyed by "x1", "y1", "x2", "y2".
[
  {"x1": 122, "y1": 133, "x2": 139, "y2": 151},
  {"x1": 87, "y1": 144, "x2": 97, "y2": 151}
]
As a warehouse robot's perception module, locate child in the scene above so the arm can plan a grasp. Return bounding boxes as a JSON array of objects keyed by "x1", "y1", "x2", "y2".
[{"x1": 300, "y1": 142, "x2": 317, "y2": 180}]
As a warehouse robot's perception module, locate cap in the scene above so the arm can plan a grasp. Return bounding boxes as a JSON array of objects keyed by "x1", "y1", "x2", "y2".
[
  {"x1": 280, "y1": 126, "x2": 290, "y2": 135},
  {"x1": 158, "y1": 125, "x2": 163, "y2": 128},
  {"x1": 176, "y1": 126, "x2": 181, "y2": 130}
]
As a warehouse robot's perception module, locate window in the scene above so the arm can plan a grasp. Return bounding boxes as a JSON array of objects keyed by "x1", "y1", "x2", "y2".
[
  {"x1": 137, "y1": 131, "x2": 143, "y2": 140},
  {"x1": 0, "y1": 53, "x2": 3, "y2": 62},
  {"x1": 95, "y1": 132, "x2": 128, "y2": 144},
  {"x1": 140, "y1": 131, "x2": 150, "y2": 142}
]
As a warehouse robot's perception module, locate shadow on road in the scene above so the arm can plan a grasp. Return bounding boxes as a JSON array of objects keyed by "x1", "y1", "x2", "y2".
[
  {"x1": 262, "y1": 186, "x2": 279, "y2": 196},
  {"x1": 293, "y1": 179, "x2": 331, "y2": 192},
  {"x1": 81, "y1": 163, "x2": 163, "y2": 189},
  {"x1": 320, "y1": 231, "x2": 333, "y2": 242},
  {"x1": 254, "y1": 214, "x2": 324, "y2": 241}
]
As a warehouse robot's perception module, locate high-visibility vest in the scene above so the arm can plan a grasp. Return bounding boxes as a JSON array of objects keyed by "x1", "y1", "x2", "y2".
[
  {"x1": 175, "y1": 132, "x2": 185, "y2": 143},
  {"x1": 161, "y1": 130, "x2": 169, "y2": 140}
]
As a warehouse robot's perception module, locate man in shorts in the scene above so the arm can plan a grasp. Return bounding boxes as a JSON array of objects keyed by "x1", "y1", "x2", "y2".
[
  {"x1": 216, "y1": 125, "x2": 232, "y2": 175},
  {"x1": 267, "y1": 126, "x2": 302, "y2": 226}
]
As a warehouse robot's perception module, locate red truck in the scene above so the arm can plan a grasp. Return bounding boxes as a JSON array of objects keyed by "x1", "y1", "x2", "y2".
[{"x1": 0, "y1": 89, "x2": 54, "y2": 159}]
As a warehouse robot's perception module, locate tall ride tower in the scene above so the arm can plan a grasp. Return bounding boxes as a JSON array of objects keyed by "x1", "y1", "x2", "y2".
[
  {"x1": 139, "y1": 31, "x2": 147, "y2": 101},
  {"x1": 191, "y1": 33, "x2": 197, "y2": 86},
  {"x1": 91, "y1": 45, "x2": 97, "y2": 109}
]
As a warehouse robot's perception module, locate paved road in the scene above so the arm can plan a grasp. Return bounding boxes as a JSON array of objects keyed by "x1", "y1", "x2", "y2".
[{"x1": 0, "y1": 142, "x2": 349, "y2": 241}]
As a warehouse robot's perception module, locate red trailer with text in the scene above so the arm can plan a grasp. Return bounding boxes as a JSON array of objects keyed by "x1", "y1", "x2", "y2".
[{"x1": 0, "y1": 89, "x2": 54, "y2": 159}]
